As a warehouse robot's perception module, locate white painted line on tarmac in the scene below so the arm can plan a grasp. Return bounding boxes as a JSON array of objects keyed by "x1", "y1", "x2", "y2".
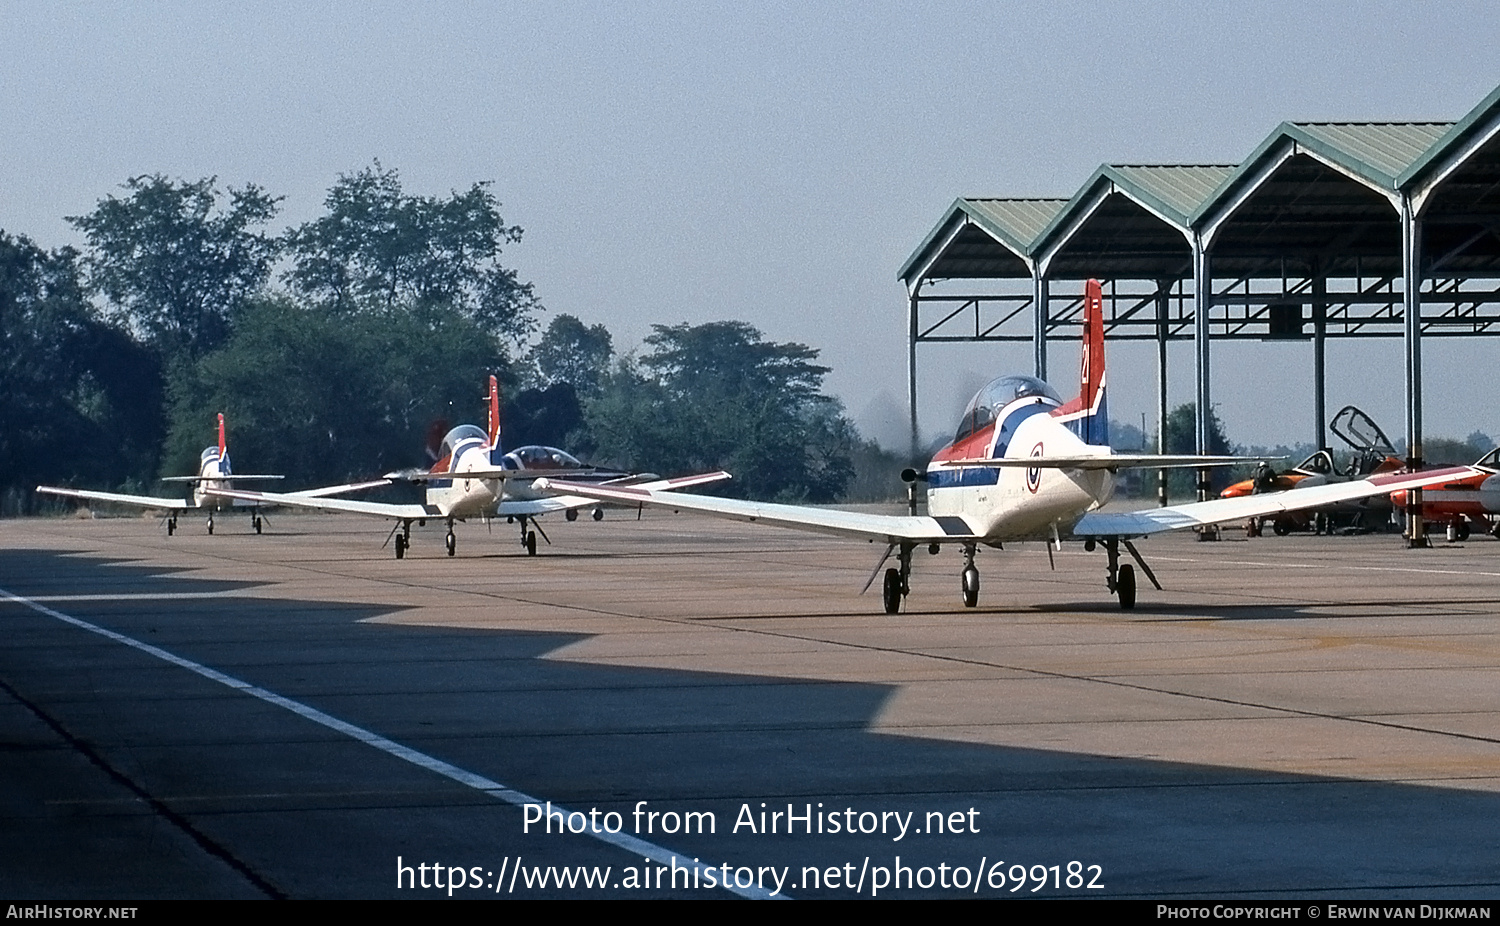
[
  {"x1": 0, "y1": 585, "x2": 783, "y2": 900},
  {"x1": 15, "y1": 592, "x2": 264, "y2": 603}
]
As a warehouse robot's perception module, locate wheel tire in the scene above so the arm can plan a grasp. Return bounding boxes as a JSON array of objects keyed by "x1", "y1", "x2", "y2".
[
  {"x1": 446, "y1": 532, "x2": 456, "y2": 557},
  {"x1": 565, "y1": 508, "x2": 578, "y2": 522},
  {"x1": 167, "y1": 521, "x2": 175, "y2": 536},
  {"x1": 1246, "y1": 519, "x2": 1260, "y2": 538},
  {"x1": 1455, "y1": 519, "x2": 1471, "y2": 542},
  {"x1": 254, "y1": 518, "x2": 262, "y2": 535},
  {"x1": 525, "y1": 531, "x2": 538, "y2": 556},
  {"x1": 207, "y1": 520, "x2": 214, "y2": 535},
  {"x1": 1272, "y1": 519, "x2": 1291, "y2": 536},
  {"x1": 592, "y1": 508, "x2": 604, "y2": 522},
  {"x1": 881, "y1": 568, "x2": 902, "y2": 615},
  {"x1": 1117, "y1": 563, "x2": 1136, "y2": 610},
  {"x1": 395, "y1": 535, "x2": 406, "y2": 560},
  {"x1": 961, "y1": 566, "x2": 979, "y2": 608}
]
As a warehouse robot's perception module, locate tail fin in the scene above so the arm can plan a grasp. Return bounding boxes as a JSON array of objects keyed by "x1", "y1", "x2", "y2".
[
  {"x1": 486, "y1": 375, "x2": 501, "y2": 447},
  {"x1": 1065, "y1": 279, "x2": 1109, "y2": 445}
]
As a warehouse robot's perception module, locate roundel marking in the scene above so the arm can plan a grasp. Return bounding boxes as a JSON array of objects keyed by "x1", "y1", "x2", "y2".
[{"x1": 1027, "y1": 442, "x2": 1044, "y2": 493}]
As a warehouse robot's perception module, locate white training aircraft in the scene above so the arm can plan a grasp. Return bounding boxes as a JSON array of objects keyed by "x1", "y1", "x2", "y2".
[
  {"x1": 536, "y1": 280, "x2": 1477, "y2": 613},
  {"x1": 36, "y1": 414, "x2": 383, "y2": 535},
  {"x1": 205, "y1": 376, "x2": 730, "y2": 558}
]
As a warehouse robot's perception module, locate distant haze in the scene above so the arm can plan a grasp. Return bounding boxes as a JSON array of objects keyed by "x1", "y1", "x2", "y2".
[{"x1": 3, "y1": 2, "x2": 1497, "y2": 450}]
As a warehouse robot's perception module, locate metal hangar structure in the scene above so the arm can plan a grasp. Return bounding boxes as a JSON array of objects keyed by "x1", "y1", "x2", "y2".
[{"x1": 899, "y1": 83, "x2": 1500, "y2": 541}]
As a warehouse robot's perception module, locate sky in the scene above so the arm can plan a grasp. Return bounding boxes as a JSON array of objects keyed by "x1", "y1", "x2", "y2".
[{"x1": 3, "y1": 1, "x2": 1498, "y2": 453}]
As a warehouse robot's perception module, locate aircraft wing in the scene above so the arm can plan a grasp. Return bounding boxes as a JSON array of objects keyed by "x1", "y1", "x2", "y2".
[
  {"x1": 202, "y1": 487, "x2": 436, "y2": 520},
  {"x1": 534, "y1": 478, "x2": 979, "y2": 542},
  {"x1": 1073, "y1": 466, "x2": 1478, "y2": 537},
  {"x1": 36, "y1": 486, "x2": 193, "y2": 510},
  {"x1": 160, "y1": 474, "x2": 285, "y2": 483},
  {"x1": 968, "y1": 454, "x2": 1256, "y2": 470},
  {"x1": 386, "y1": 467, "x2": 591, "y2": 483},
  {"x1": 498, "y1": 471, "x2": 733, "y2": 517},
  {"x1": 291, "y1": 479, "x2": 394, "y2": 498}
]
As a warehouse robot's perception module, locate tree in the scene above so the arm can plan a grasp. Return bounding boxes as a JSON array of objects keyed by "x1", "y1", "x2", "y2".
[
  {"x1": 530, "y1": 314, "x2": 613, "y2": 393},
  {"x1": 584, "y1": 321, "x2": 855, "y2": 502},
  {"x1": 285, "y1": 163, "x2": 538, "y2": 341},
  {"x1": 162, "y1": 295, "x2": 511, "y2": 486},
  {"x1": 0, "y1": 232, "x2": 162, "y2": 512},
  {"x1": 68, "y1": 175, "x2": 280, "y2": 358},
  {"x1": 1158, "y1": 402, "x2": 1234, "y2": 496}
]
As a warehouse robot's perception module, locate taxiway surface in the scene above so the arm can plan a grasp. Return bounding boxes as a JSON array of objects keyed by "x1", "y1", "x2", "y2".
[{"x1": 2, "y1": 511, "x2": 1498, "y2": 899}]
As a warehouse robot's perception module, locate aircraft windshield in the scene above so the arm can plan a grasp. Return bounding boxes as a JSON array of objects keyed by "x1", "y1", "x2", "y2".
[
  {"x1": 438, "y1": 424, "x2": 489, "y2": 462},
  {"x1": 504, "y1": 445, "x2": 583, "y2": 470},
  {"x1": 954, "y1": 375, "x2": 1062, "y2": 442}
]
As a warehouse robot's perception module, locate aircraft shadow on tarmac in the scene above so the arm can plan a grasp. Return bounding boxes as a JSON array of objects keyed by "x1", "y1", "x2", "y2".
[{"x1": 2, "y1": 548, "x2": 1498, "y2": 899}]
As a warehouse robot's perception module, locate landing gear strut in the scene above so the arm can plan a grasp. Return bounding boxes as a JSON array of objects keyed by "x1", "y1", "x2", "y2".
[
  {"x1": 960, "y1": 543, "x2": 979, "y2": 608},
  {"x1": 1102, "y1": 537, "x2": 1135, "y2": 610},
  {"x1": 881, "y1": 543, "x2": 914, "y2": 614},
  {"x1": 518, "y1": 516, "x2": 538, "y2": 556}
]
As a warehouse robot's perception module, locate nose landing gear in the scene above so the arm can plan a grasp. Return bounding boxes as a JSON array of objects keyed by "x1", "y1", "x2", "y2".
[{"x1": 960, "y1": 543, "x2": 979, "y2": 608}]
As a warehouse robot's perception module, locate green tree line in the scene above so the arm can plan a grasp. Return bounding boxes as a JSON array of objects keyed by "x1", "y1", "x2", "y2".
[{"x1": 4, "y1": 166, "x2": 881, "y2": 513}]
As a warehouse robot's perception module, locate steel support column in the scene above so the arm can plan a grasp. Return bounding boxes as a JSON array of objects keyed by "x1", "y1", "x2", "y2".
[
  {"x1": 1032, "y1": 273, "x2": 1049, "y2": 380},
  {"x1": 1193, "y1": 238, "x2": 1214, "y2": 517},
  {"x1": 1313, "y1": 268, "x2": 1327, "y2": 451},
  {"x1": 907, "y1": 288, "x2": 920, "y2": 442},
  {"x1": 1156, "y1": 280, "x2": 1170, "y2": 508},
  {"x1": 1402, "y1": 196, "x2": 1427, "y2": 547}
]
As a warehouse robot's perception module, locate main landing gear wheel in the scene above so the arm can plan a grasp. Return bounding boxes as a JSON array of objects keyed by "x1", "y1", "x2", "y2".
[
  {"x1": 592, "y1": 508, "x2": 604, "y2": 521},
  {"x1": 525, "y1": 531, "x2": 538, "y2": 556},
  {"x1": 565, "y1": 508, "x2": 578, "y2": 522},
  {"x1": 395, "y1": 533, "x2": 407, "y2": 559},
  {"x1": 207, "y1": 514, "x2": 214, "y2": 535},
  {"x1": 253, "y1": 514, "x2": 262, "y2": 534},
  {"x1": 167, "y1": 516, "x2": 176, "y2": 536},
  {"x1": 961, "y1": 567, "x2": 980, "y2": 608},
  {"x1": 446, "y1": 529, "x2": 457, "y2": 557},
  {"x1": 1116, "y1": 563, "x2": 1136, "y2": 610},
  {"x1": 1272, "y1": 519, "x2": 1292, "y2": 536},
  {"x1": 882, "y1": 568, "x2": 903, "y2": 615}
]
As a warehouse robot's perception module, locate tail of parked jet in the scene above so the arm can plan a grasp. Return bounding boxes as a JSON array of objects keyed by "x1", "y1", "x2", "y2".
[
  {"x1": 487, "y1": 374, "x2": 501, "y2": 448},
  {"x1": 1052, "y1": 278, "x2": 1109, "y2": 446}
]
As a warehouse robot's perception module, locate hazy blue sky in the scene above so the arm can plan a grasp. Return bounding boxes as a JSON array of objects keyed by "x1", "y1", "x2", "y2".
[{"x1": 3, "y1": 2, "x2": 1497, "y2": 451}]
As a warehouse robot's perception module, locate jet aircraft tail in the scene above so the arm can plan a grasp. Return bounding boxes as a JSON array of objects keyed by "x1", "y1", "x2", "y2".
[{"x1": 1052, "y1": 278, "x2": 1109, "y2": 446}]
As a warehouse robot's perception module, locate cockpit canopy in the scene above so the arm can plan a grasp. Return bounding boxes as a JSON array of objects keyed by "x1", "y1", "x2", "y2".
[
  {"x1": 437, "y1": 424, "x2": 489, "y2": 466},
  {"x1": 503, "y1": 445, "x2": 583, "y2": 470},
  {"x1": 953, "y1": 375, "x2": 1063, "y2": 443}
]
